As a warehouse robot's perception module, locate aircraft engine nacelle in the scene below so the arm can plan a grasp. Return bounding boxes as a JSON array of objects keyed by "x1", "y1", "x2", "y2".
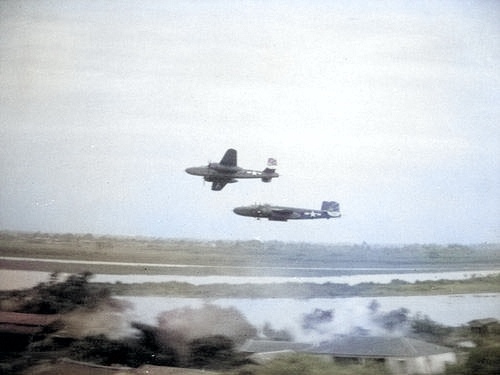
[
  {"x1": 261, "y1": 177, "x2": 272, "y2": 183},
  {"x1": 204, "y1": 176, "x2": 238, "y2": 184},
  {"x1": 209, "y1": 163, "x2": 239, "y2": 173},
  {"x1": 269, "y1": 216, "x2": 288, "y2": 221}
]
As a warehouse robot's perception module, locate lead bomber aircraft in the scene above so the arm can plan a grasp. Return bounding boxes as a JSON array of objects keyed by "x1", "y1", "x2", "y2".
[
  {"x1": 233, "y1": 201, "x2": 341, "y2": 221},
  {"x1": 185, "y1": 148, "x2": 279, "y2": 191}
]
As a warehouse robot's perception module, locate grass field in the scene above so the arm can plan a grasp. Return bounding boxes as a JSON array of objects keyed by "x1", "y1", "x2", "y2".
[{"x1": 2, "y1": 231, "x2": 500, "y2": 270}]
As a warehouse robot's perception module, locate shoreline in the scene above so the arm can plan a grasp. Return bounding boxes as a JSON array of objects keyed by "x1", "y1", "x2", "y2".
[
  {"x1": 102, "y1": 273, "x2": 500, "y2": 298},
  {"x1": 1, "y1": 268, "x2": 499, "y2": 298}
]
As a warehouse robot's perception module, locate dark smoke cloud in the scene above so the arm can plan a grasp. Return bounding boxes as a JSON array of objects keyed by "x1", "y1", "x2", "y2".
[
  {"x1": 301, "y1": 308, "x2": 334, "y2": 332},
  {"x1": 285, "y1": 300, "x2": 413, "y2": 343}
]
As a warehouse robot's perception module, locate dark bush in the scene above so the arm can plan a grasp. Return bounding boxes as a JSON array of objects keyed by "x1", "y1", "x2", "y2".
[
  {"x1": 411, "y1": 314, "x2": 452, "y2": 340},
  {"x1": 132, "y1": 322, "x2": 179, "y2": 367},
  {"x1": 188, "y1": 335, "x2": 234, "y2": 369},
  {"x1": 68, "y1": 334, "x2": 154, "y2": 367},
  {"x1": 465, "y1": 346, "x2": 500, "y2": 375},
  {"x1": 22, "y1": 271, "x2": 110, "y2": 314}
]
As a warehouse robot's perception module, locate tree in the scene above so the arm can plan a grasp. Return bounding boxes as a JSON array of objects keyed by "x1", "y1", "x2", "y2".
[
  {"x1": 411, "y1": 313, "x2": 452, "y2": 342},
  {"x1": 22, "y1": 272, "x2": 110, "y2": 314}
]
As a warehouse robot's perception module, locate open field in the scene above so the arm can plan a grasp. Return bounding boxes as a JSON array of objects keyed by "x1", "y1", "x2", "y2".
[{"x1": 2, "y1": 231, "x2": 500, "y2": 272}]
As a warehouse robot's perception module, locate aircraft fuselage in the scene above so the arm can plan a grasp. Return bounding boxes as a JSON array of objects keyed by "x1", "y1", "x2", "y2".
[
  {"x1": 185, "y1": 164, "x2": 277, "y2": 180},
  {"x1": 233, "y1": 202, "x2": 341, "y2": 221}
]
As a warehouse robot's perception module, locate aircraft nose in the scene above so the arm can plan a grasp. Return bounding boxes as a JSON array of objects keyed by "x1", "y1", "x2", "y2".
[
  {"x1": 185, "y1": 167, "x2": 203, "y2": 176},
  {"x1": 233, "y1": 207, "x2": 249, "y2": 216}
]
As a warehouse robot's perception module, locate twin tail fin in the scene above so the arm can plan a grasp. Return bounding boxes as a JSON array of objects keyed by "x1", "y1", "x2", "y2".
[{"x1": 262, "y1": 158, "x2": 278, "y2": 182}]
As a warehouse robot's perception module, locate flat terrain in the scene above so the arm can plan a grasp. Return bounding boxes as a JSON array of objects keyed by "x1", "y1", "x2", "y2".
[
  {"x1": 2, "y1": 232, "x2": 500, "y2": 273},
  {"x1": 2, "y1": 232, "x2": 500, "y2": 298}
]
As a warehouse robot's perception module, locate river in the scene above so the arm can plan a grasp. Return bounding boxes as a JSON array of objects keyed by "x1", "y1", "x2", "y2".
[
  {"x1": 120, "y1": 294, "x2": 500, "y2": 342},
  {"x1": 1, "y1": 268, "x2": 499, "y2": 290}
]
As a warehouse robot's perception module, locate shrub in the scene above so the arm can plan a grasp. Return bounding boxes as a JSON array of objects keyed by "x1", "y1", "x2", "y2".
[
  {"x1": 188, "y1": 335, "x2": 235, "y2": 369},
  {"x1": 234, "y1": 353, "x2": 389, "y2": 375},
  {"x1": 411, "y1": 314, "x2": 452, "y2": 340},
  {"x1": 465, "y1": 346, "x2": 500, "y2": 375},
  {"x1": 22, "y1": 271, "x2": 111, "y2": 314},
  {"x1": 69, "y1": 334, "x2": 151, "y2": 367}
]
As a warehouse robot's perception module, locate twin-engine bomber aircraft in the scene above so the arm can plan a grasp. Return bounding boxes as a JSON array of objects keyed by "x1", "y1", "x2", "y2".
[
  {"x1": 233, "y1": 201, "x2": 341, "y2": 221},
  {"x1": 185, "y1": 148, "x2": 279, "y2": 191}
]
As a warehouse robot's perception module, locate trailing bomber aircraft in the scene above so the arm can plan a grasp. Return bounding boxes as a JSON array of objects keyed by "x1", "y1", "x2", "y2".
[
  {"x1": 185, "y1": 148, "x2": 279, "y2": 191},
  {"x1": 233, "y1": 201, "x2": 341, "y2": 221}
]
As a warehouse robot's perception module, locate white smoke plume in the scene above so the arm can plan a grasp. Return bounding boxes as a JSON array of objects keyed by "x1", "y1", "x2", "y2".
[
  {"x1": 157, "y1": 303, "x2": 256, "y2": 344},
  {"x1": 155, "y1": 303, "x2": 257, "y2": 363},
  {"x1": 58, "y1": 299, "x2": 137, "y2": 340}
]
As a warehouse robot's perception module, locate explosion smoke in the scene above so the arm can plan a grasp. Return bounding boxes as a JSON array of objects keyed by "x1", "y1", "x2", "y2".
[
  {"x1": 60, "y1": 299, "x2": 136, "y2": 340},
  {"x1": 271, "y1": 299, "x2": 413, "y2": 343},
  {"x1": 155, "y1": 303, "x2": 257, "y2": 364}
]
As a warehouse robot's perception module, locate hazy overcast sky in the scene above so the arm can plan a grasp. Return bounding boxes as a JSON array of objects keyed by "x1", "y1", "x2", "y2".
[{"x1": 1, "y1": 0, "x2": 499, "y2": 244}]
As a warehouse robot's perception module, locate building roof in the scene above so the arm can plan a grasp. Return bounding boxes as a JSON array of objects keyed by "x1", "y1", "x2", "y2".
[
  {"x1": 0, "y1": 311, "x2": 61, "y2": 335},
  {"x1": 134, "y1": 365, "x2": 220, "y2": 374},
  {"x1": 310, "y1": 336, "x2": 454, "y2": 358},
  {"x1": 239, "y1": 339, "x2": 313, "y2": 353},
  {"x1": 240, "y1": 336, "x2": 454, "y2": 359},
  {"x1": 23, "y1": 359, "x2": 220, "y2": 375},
  {"x1": 468, "y1": 318, "x2": 498, "y2": 327},
  {"x1": 0, "y1": 311, "x2": 61, "y2": 326},
  {"x1": 21, "y1": 358, "x2": 132, "y2": 375}
]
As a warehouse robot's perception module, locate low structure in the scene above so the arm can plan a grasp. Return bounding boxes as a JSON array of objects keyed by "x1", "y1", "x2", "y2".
[
  {"x1": 0, "y1": 311, "x2": 61, "y2": 351},
  {"x1": 312, "y1": 336, "x2": 456, "y2": 375},
  {"x1": 239, "y1": 337, "x2": 457, "y2": 375},
  {"x1": 23, "y1": 358, "x2": 221, "y2": 375},
  {"x1": 239, "y1": 340, "x2": 314, "y2": 365},
  {"x1": 468, "y1": 318, "x2": 499, "y2": 335},
  {"x1": 239, "y1": 339, "x2": 313, "y2": 353}
]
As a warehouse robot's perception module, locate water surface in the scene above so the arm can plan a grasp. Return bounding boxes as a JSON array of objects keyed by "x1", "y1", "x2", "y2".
[{"x1": 122, "y1": 293, "x2": 500, "y2": 342}]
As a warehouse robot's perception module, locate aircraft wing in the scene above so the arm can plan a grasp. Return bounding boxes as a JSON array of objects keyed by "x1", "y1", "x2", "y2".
[
  {"x1": 271, "y1": 208, "x2": 294, "y2": 215},
  {"x1": 268, "y1": 207, "x2": 295, "y2": 221}
]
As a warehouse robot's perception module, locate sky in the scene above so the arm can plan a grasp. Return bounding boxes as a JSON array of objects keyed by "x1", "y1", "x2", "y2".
[{"x1": 1, "y1": 0, "x2": 499, "y2": 244}]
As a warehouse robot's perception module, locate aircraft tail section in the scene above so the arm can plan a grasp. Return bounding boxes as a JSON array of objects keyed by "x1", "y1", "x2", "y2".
[
  {"x1": 321, "y1": 201, "x2": 341, "y2": 218},
  {"x1": 220, "y1": 148, "x2": 237, "y2": 167},
  {"x1": 262, "y1": 158, "x2": 278, "y2": 182}
]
